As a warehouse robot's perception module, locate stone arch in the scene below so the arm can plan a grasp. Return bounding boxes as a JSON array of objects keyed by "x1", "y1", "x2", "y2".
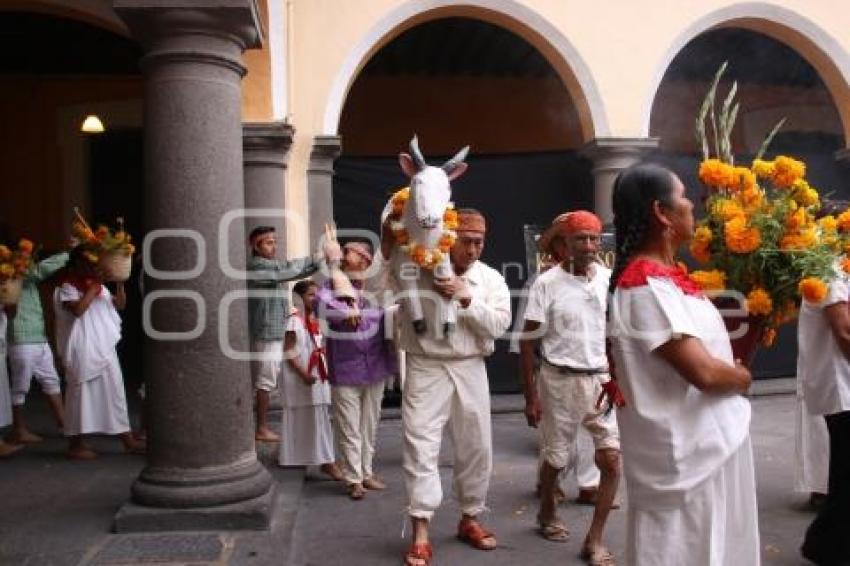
[
  {"x1": 322, "y1": 0, "x2": 608, "y2": 143},
  {"x1": 642, "y1": 2, "x2": 850, "y2": 145}
]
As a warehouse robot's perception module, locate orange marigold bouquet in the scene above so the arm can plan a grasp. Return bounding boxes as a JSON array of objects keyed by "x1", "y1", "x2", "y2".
[
  {"x1": 0, "y1": 238, "x2": 35, "y2": 281},
  {"x1": 71, "y1": 208, "x2": 135, "y2": 281},
  {"x1": 688, "y1": 63, "x2": 848, "y2": 346}
]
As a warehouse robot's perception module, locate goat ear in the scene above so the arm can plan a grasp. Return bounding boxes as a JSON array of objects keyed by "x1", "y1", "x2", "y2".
[
  {"x1": 446, "y1": 162, "x2": 468, "y2": 181},
  {"x1": 399, "y1": 153, "x2": 418, "y2": 178}
]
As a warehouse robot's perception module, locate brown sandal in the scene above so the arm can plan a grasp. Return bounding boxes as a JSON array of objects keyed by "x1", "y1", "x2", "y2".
[
  {"x1": 457, "y1": 517, "x2": 497, "y2": 550},
  {"x1": 403, "y1": 542, "x2": 432, "y2": 565}
]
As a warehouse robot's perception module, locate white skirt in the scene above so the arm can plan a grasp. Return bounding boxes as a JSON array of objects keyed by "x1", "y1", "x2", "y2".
[
  {"x1": 278, "y1": 404, "x2": 335, "y2": 466},
  {"x1": 64, "y1": 355, "x2": 130, "y2": 436},
  {"x1": 626, "y1": 437, "x2": 761, "y2": 566}
]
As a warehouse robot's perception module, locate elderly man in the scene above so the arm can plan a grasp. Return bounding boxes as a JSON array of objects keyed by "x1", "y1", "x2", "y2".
[
  {"x1": 376, "y1": 208, "x2": 511, "y2": 566},
  {"x1": 315, "y1": 240, "x2": 397, "y2": 500},
  {"x1": 520, "y1": 211, "x2": 620, "y2": 565}
]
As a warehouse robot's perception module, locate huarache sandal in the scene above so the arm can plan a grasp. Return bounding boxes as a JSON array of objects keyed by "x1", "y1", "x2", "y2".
[
  {"x1": 403, "y1": 541, "x2": 432, "y2": 566},
  {"x1": 537, "y1": 515, "x2": 570, "y2": 542},
  {"x1": 580, "y1": 545, "x2": 616, "y2": 566},
  {"x1": 457, "y1": 517, "x2": 497, "y2": 550}
]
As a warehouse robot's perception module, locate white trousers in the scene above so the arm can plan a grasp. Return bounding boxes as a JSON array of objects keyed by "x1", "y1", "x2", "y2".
[
  {"x1": 402, "y1": 354, "x2": 492, "y2": 520},
  {"x1": 796, "y1": 393, "x2": 829, "y2": 494},
  {"x1": 626, "y1": 437, "x2": 761, "y2": 566},
  {"x1": 9, "y1": 343, "x2": 62, "y2": 405},
  {"x1": 332, "y1": 381, "x2": 384, "y2": 484}
]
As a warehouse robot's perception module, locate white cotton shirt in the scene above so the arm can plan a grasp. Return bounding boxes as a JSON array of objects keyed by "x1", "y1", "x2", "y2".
[
  {"x1": 280, "y1": 314, "x2": 331, "y2": 408},
  {"x1": 523, "y1": 263, "x2": 610, "y2": 369},
  {"x1": 798, "y1": 270, "x2": 850, "y2": 416},
  {"x1": 609, "y1": 277, "x2": 751, "y2": 504}
]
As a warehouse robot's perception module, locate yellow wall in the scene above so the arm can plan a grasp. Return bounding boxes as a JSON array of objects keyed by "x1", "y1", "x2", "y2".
[
  {"x1": 242, "y1": 0, "x2": 274, "y2": 121},
  {"x1": 259, "y1": 0, "x2": 850, "y2": 254}
]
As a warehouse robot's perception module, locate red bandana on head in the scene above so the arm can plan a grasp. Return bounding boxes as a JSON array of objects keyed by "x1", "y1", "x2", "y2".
[
  {"x1": 616, "y1": 258, "x2": 704, "y2": 297},
  {"x1": 560, "y1": 210, "x2": 602, "y2": 235}
]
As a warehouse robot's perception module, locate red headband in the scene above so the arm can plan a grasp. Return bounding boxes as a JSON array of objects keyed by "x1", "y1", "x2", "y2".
[{"x1": 558, "y1": 210, "x2": 602, "y2": 235}]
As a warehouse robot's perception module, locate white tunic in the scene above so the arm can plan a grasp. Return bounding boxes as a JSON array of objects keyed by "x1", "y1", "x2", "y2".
[
  {"x1": 798, "y1": 270, "x2": 850, "y2": 416},
  {"x1": 610, "y1": 275, "x2": 759, "y2": 565},
  {"x1": 0, "y1": 312, "x2": 12, "y2": 428},
  {"x1": 524, "y1": 262, "x2": 610, "y2": 368},
  {"x1": 54, "y1": 283, "x2": 130, "y2": 435},
  {"x1": 278, "y1": 314, "x2": 334, "y2": 467}
]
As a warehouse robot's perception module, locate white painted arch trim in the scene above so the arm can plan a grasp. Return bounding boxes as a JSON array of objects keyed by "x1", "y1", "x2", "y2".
[
  {"x1": 322, "y1": 0, "x2": 610, "y2": 138},
  {"x1": 640, "y1": 1, "x2": 850, "y2": 137}
]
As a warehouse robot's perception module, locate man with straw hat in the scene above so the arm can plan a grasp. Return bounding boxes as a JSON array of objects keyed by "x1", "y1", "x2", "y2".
[{"x1": 519, "y1": 210, "x2": 620, "y2": 565}]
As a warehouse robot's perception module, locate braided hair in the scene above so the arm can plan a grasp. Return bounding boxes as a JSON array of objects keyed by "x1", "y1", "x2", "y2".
[{"x1": 608, "y1": 163, "x2": 677, "y2": 295}]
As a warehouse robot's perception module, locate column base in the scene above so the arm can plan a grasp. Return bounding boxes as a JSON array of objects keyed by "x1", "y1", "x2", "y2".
[{"x1": 114, "y1": 484, "x2": 276, "y2": 533}]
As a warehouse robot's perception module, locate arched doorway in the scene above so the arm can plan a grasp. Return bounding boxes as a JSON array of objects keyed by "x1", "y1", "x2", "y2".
[
  {"x1": 333, "y1": 15, "x2": 592, "y2": 392},
  {"x1": 0, "y1": 7, "x2": 145, "y2": 388},
  {"x1": 649, "y1": 26, "x2": 850, "y2": 379}
]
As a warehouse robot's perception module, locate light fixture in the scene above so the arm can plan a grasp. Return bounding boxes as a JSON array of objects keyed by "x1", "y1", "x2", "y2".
[{"x1": 80, "y1": 114, "x2": 105, "y2": 134}]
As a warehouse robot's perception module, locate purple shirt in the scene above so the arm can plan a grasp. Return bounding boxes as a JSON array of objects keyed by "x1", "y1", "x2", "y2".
[{"x1": 315, "y1": 282, "x2": 397, "y2": 386}]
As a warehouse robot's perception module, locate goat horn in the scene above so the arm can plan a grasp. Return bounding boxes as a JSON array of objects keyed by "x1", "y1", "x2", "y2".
[
  {"x1": 410, "y1": 135, "x2": 427, "y2": 169},
  {"x1": 442, "y1": 145, "x2": 470, "y2": 172}
]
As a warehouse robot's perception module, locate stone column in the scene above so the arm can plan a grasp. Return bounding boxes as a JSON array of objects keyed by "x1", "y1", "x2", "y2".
[
  {"x1": 307, "y1": 135, "x2": 341, "y2": 250},
  {"x1": 581, "y1": 137, "x2": 659, "y2": 226},
  {"x1": 113, "y1": 1, "x2": 272, "y2": 531},
  {"x1": 243, "y1": 121, "x2": 294, "y2": 248}
]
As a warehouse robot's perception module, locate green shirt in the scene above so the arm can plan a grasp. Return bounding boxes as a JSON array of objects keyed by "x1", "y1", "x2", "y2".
[
  {"x1": 247, "y1": 254, "x2": 320, "y2": 341},
  {"x1": 9, "y1": 252, "x2": 69, "y2": 345}
]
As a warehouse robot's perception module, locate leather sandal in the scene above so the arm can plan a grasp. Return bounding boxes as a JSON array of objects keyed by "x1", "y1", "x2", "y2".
[
  {"x1": 457, "y1": 517, "x2": 497, "y2": 550},
  {"x1": 403, "y1": 541, "x2": 432, "y2": 565}
]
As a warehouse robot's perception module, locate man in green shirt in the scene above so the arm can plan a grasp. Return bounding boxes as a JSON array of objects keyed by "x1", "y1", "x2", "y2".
[
  {"x1": 7, "y1": 251, "x2": 68, "y2": 444},
  {"x1": 247, "y1": 226, "x2": 341, "y2": 442}
]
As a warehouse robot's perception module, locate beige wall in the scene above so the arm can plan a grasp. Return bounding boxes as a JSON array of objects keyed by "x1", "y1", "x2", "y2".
[{"x1": 259, "y1": 0, "x2": 850, "y2": 254}]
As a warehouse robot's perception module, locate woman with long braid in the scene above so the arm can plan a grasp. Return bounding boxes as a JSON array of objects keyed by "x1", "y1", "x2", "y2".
[{"x1": 606, "y1": 164, "x2": 760, "y2": 565}]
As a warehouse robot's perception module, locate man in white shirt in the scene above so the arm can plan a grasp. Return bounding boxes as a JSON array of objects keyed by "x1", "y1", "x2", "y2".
[
  {"x1": 798, "y1": 264, "x2": 850, "y2": 565},
  {"x1": 380, "y1": 209, "x2": 511, "y2": 566},
  {"x1": 520, "y1": 210, "x2": 620, "y2": 564}
]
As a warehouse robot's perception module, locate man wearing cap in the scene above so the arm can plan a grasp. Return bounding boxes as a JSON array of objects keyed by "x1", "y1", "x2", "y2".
[
  {"x1": 520, "y1": 210, "x2": 620, "y2": 565},
  {"x1": 379, "y1": 208, "x2": 511, "y2": 566},
  {"x1": 247, "y1": 226, "x2": 341, "y2": 443},
  {"x1": 315, "y1": 240, "x2": 397, "y2": 500}
]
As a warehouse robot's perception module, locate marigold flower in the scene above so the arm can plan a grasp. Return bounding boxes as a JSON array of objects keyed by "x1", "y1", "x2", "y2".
[
  {"x1": 711, "y1": 198, "x2": 745, "y2": 221},
  {"x1": 730, "y1": 167, "x2": 756, "y2": 192},
  {"x1": 689, "y1": 269, "x2": 726, "y2": 291},
  {"x1": 780, "y1": 228, "x2": 818, "y2": 251},
  {"x1": 0, "y1": 264, "x2": 15, "y2": 278},
  {"x1": 772, "y1": 156, "x2": 806, "y2": 188},
  {"x1": 0, "y1": 245, "x2": 10, "y2": 260},
  {"x1": 786, "y1": 207, "x2": 809, "y2": 231},
  {"x1": 17, "y1": 239, "x2": 34, "y2": 254},
  {"x1": 746, "y1": 288, "x2": 773, "y2": 316},
  {"x1": 438, "y1": 233, "x2": 456, "y2": 252},
  {"x1": 762, "y1": 327, "x2": 777, "y2": 347},
  {"x1": 842, "y1": 257, "x2": 850, "y2": 274},
  {"x1": 818, "y1": 215, "x2": 838, "y2": 233},
  {"x1": 737, "y1": 186, "x2": 764, "y2": 211},
  {"x1": 410, "y1": 245, "x2": 428, "y2": 266},
  {"x1": 751, "y1": 159, "x2": 775, "y2": 179},
  {"x1": 724, "y1": 216, "x2": 761, "y2": 253},
  {"x1": 799, "y1": 277, "x2": 828, "y2": 303},
  {"x1": 693, "y1": 225, "x2": 713, "y2": 245},
  {"x1": 699, "y1": 159, "x2": 736, "y2": 189},
  {"x1": 689, "y1": 241, "x2": 711, "y2": 264},
  {"x1": 837, "y1": 210, "x2": 850, "y2": 232}
]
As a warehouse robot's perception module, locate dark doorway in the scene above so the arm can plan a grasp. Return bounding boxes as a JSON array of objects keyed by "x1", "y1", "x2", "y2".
[{"x1": 88, "y1": 129, "x2": 144, "y2": 391}]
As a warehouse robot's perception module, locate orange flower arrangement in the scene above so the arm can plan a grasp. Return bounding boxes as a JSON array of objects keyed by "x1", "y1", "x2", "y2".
[
  {"x1": 0, "y1": 238, "x2": 35, "y2": 281},
  {"x1": 71, "y1": 209, "x2": 135, "y2": 264},
  {"x1": 690, "y1": 62, "x2": 847, "y2": 346}
]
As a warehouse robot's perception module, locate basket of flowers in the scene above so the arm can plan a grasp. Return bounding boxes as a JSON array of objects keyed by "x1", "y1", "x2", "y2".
[
  {"x1": 687, "y1": 63, "x2": 850, "y2": 365},
  {"x1": 71, "y1": 208, "x2": 136, "y2": 282},
  {"x1": 0, "y1": 238, "x2": 35, "y2": 305}
]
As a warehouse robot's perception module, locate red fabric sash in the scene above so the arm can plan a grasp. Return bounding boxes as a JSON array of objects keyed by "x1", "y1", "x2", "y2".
[
  {"x1": 299, "y1": 312, "x2": 328, "y2": 382},
  {"x1": 616, "y1": 258, "x2": 704, "y2": 297}
]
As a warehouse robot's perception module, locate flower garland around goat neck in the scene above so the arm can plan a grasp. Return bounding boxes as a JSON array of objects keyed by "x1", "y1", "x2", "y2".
[{"x1": 388, "y1": 187, "x2": 458, "y2": 270}]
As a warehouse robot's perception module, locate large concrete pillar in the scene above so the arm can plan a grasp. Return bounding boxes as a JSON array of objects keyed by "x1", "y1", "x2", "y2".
[
  {"x1": 307, "y1": 135, "x2": 341, "y2": 250},
  {"x1": 581, "y1": 137, "x2": 659, "y2": 226},
  {"x1": 243, "y1": 121, "x2": 294, "y2": 247},
  {"x1": 113, "y1": 1, "x2": 272, "y2": 531}
]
